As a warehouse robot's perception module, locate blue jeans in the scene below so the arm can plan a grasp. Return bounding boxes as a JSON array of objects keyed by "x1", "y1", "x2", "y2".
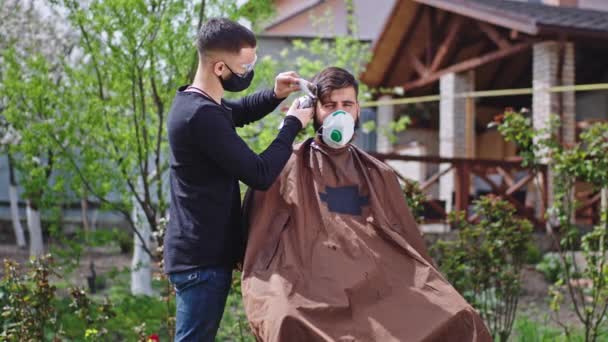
[{"x1": 169, "y1": 266, "x2": 233, "y2": 342}]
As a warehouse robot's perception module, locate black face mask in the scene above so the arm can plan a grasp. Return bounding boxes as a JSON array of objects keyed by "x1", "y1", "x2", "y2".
[{"x1": 219, "y1": 65, "x2": 255, "y2": 92}]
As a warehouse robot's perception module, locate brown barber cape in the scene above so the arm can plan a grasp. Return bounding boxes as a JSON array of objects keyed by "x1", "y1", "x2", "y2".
[{"x1": 241, "y1": 138, "x2": 491, "y2": 342}]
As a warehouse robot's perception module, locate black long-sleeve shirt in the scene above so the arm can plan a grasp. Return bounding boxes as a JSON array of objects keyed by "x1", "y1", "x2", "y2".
[{"x1": 164, "y1": 86, "x2": 302, "y2": 274}]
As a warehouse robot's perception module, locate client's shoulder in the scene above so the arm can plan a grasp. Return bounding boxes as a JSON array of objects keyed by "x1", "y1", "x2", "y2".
[{"x1": 351, "y1": 145, "x2": 396, "y2": 175}]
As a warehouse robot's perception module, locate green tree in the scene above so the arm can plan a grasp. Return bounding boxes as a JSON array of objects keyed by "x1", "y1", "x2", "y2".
[
  {"x1": 498, "y1": 109, "x2": 608, "y2": 342},
  {"x1": 2, "y1": 52, "x2": 59, "y2": 257},
  {"x1": 0, "y1": 0, "x2": 76, "y2": 257},
  {"x1": 47, "y1": 0, "x2": 275, "y2": 295},
  {"x1": 0, "y1": 115, "x2": 25, "y2": 248}
]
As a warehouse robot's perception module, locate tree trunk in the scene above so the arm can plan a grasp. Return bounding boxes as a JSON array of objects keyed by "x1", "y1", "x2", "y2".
[
  {"x1": 81, "y1": 196, "x2": 90, "y2": 232},
  {"x1": 131, "y1": 194, "x2": 153, "y2": 296},
  {"x1": 9, "y1": 186, "x2": 26, "y2": 248},
  {"x1": 26, "y1": 200, "x2": 44, "y2": 257},
  {"x1": 8, "y1": 155, "x2": 26, "y2": 248},
  {"x1": 602, "y1": 188, "x2": 607, "y2": 224}
]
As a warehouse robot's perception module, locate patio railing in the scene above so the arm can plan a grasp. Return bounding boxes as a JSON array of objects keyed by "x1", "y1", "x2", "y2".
[{"x1": 371, "y1": 153, "x2": 602, "y2": 229}]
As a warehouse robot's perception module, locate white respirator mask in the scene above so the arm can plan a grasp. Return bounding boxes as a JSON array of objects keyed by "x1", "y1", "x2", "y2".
[{"x1": 319, "y1": 110, "x2": 355, "y2": 148}]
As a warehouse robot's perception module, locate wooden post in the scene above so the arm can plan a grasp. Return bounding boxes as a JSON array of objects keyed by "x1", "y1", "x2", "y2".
[
  {"x1": 540, "y1": 167, "x2": 548, "y2": 219},
  {"x1": 455, "y1": 161, "x2": 471, "y2": 214}
]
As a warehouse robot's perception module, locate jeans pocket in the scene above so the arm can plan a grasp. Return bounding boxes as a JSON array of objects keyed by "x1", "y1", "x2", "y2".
[
  {"x1": 170, "y1": 269, "x2": 207, "y2": 293},
  {"x1": 170, "y1": 268, "x2": 233, "y2": 294}
]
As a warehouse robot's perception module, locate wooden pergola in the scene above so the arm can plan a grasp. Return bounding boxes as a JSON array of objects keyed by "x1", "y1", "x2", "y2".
[
  {"x1": 362, "y1": 0, "x2": 608, "y2": 102},
  {"x1": 362, "y1": 0, "x2": 608, "y2": 228}
]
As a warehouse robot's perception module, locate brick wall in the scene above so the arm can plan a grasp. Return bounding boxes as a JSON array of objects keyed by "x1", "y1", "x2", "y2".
[
  {"x1": 439, "y1": 71, "x2": 475, "y2": 212},
  {"x1": 532, "y1": 41, "x2": 576, "y2": 147}
]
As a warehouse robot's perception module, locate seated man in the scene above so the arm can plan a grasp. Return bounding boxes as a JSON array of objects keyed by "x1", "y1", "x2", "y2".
[{"x1": 241, "y1": 67, "x2": 491, "y2": 342}]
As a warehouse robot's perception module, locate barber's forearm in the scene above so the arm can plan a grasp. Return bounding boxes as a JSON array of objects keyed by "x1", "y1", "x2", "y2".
[
  {"x1": 230, "y1": 89, "x2": 284, "y2": 126},
  {"x1": 241, "y1": 115, "x2": 302, "y2": 190},
  {"x1": 252, "y1": 88, "x2": 284, "y2": 116}
]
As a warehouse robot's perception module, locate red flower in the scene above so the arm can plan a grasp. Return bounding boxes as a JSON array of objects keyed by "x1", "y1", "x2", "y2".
[
  {"x1": 148, "y1": 334, "x2": 160, "y2": 342},
  {"x1": 492, "y1": 113, "x2": 505, "y2": 124}
]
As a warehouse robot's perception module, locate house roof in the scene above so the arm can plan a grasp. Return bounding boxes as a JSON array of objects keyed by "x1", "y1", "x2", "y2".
[
  {"x1": 263, "y1": 0, "x2": 324, "y2": 33},
  {"x1": 361, "y1": 0, "x2": 608, "y2": 90},
  {"x1": 416, "y1": 0, "x2": 608, "y2": 36},
  {"x1": 261, "y1": 0, "x2": 397, "y2": 40},
  {"x1": 474, "y1": 0, "x2": 608, "y2": 34}
]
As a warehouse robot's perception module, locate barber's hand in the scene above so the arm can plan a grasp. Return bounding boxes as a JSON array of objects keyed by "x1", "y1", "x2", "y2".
[
  {"x1": 286, "y1": 97, "x2": 313, "y2": 128},
  {"x1": 274, "y1": 71, "x2": 300, "y2": 99}
]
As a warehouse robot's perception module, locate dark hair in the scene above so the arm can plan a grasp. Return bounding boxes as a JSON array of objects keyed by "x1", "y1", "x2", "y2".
[
  {"x1": 310, "y1": 66, "x2": 359, "y2": 103},
  {"x1": 311, "y1": 67, "x2": 360, "y2": 132},
  {"x1": 197, "y1": 18, "x2": 256, "y2": 57}
]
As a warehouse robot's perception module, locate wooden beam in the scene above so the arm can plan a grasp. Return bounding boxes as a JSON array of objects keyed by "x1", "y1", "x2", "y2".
[
  {"x1": 414, "y1": 0, "x2": 539, "y2": 35},
  {"x1": 430, "y1": 15, "x2": 463, "y2": 72},
  {"x1": 576, "y1": 193, "x2": 601, "y2": 215},
  {"x1": 506, "y1": 173, "x2": 535, "y2": 195},
  {"x1": 362, "y1": 0, "x2": 418, "y2": 86},
  {"x1": 483, "y1": 29, "x2": 531, "y2": 91},
  {"x1": 478, "y1": 22, "x2": 511, "y2": 49},
  {"x1": 496, "y1": 167, "x2": 515, "y2": 187},
  {"x1": 472, "y1": 170, "x2": 540, "y2": 225},
  {"x1": 435, "y1": 9, "x2": 451, "y2": 33},
  {"x1": 426, "y1": 7, "x2": 436, "y2": 67},
  {"x1": 474, "y1": 172, "x2": 504, "y2": 193},
  {"x1": 380, "y1": 5, "x2": 423, "y2": 86},
  {"x1": 392, "y1": 169, "x2": 411, "y2": 185},
  {"x1": 421, "y1": 165, "x2": 454, "y2": 191},
  {"x1": 408, "y1": 50, "x2": 430, "y2": 78},
  {"x1": 455, "y1": 162, "x2": 471, "y2": 214},
  {"x1": 403, "y1": 40, "x2": 535, "y2": 92},
  {"x1": 435, "y1": 7, "x2": 445, "y2": 26},
  {"x1": 427, "y1": 199, "x2": 447, "y2": 218}
]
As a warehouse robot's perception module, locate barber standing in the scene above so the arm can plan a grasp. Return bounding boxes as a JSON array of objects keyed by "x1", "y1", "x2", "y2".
[{"x1": 164, "y1": 18, "x2": 312, "y2": 341}]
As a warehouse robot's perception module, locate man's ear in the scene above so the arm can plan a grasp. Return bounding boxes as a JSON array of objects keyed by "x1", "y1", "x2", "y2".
[
  {"x1": 213, "y1": 61, "x2": 225, "y2": 77},
  {"x1": 354, "y1": 102, "x2": 361, "y2": 130}
]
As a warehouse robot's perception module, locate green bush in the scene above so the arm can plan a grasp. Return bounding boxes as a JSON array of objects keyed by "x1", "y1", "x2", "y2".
[
  {"x1": 535, "y1": 253, "x2": 572, "y2": 284},
  {"x1": 0, "y1": 256, "x2": 175, "y2": 341},
  {"x1": 525, "y1": 242, "x2": 543, "y2": 265},
  {"x1": 114, "y1": 229, "x2": 134, "y2": 255},
  {"x1": 402, "y1": 178, "x2": 426, "y2": 224},
  {"x1": 217, "y1": 274, "x2": 255, "y2": 342},
  {"x1": 0, "y1": 256, "x2": 116, "y2": 341},
  {"x1": 513, "y1": 315, "x2": 608, "y2": 342},
  {"x1": 514, "y1": 315, "x2": 574, "y2": 342},
  {"x1": 433, "y1": 195, "x2": 533, "y2": 342},
  {"x1": 1, "y1": 257, "x2": 60, "y2": 341}
]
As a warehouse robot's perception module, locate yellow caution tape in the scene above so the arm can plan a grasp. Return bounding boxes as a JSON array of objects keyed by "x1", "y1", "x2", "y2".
[{"x1": 360, "y1": 83, "x2": 608, "y2": 108}]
